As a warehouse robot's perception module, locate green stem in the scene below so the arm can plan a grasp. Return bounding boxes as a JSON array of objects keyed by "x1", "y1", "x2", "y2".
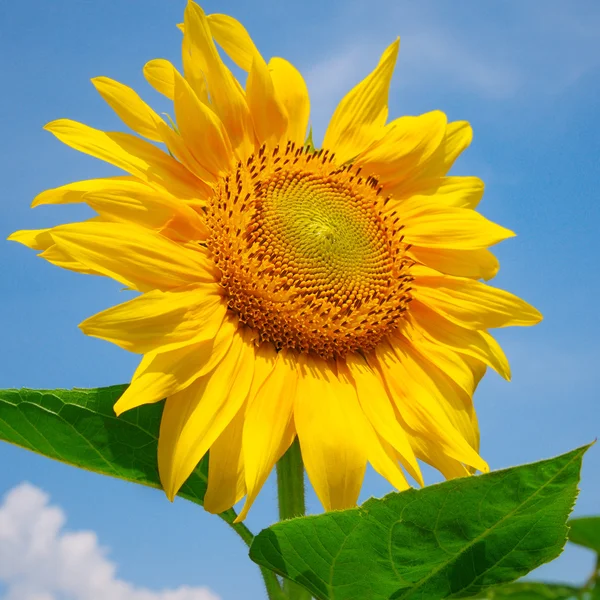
[
  {"x1": 219, "y1": 509, "x2": 286, "y2": 600},
  {"x1": 276, "y1": 440, "x2": 311, "y2": 600}
]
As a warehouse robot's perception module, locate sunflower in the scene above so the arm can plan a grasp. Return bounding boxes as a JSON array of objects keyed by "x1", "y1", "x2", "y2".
[{"x1": 10, "y1": 1, "x2": 541, "y2": 521}]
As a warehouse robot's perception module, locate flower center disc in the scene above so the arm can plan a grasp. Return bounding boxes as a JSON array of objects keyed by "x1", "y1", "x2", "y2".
[{"x1": 206, "y1": 143, "x2": 413, "y2": 358}]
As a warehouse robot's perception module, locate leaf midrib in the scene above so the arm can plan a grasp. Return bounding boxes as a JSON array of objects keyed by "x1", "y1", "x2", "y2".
[{"x1": 397, "y1": 450, "x2": 582, "y2": 599}]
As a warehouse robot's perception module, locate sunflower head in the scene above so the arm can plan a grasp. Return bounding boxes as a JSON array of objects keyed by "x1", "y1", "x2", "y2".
[
  {"x1": 10, "y1": 1, "x2": 541, "y2": 521},
  {"x1": 207, "y1": 142, "x2": 413, "y2": 359}
]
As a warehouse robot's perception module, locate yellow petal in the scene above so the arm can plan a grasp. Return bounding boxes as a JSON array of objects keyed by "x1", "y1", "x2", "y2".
[
  {"x1": 294, "y1": 355, "x2": 367, "y2": 511},
  {"x1": 399, "y1": 329, "x2": 481, "y2": 398},
  {"x1": 406, "y1": 348, "x2": 483, "y2": 454},
  {"x1": 410, "y1": 301, "x2": 511, "y2": 380},
  {"x1": 44, "y1": 119, "x2": 211, "y2": 201},
  {"x1": 79, "y1": 284, "x2": 226, "y2": 353},
  {"x1": 375, "y1": 339, "x2": 488, "y2": 473},
  {"x1": 412, "y1": 268, "x2": 543, "y2": 329},
  {"x1": 158, "y1": 327, "x2": 255, "y2": 501},
  {"x1": 246, "y1": 54, "x2": 288, "y2": 145},
  {"x1": 323, "y1": 39, "x2": 399, "y2": 163},
  {"x1": 409, "y1": 434, "x2": 471, "y2": 480},
  {"x1": 8, "y1": 228, "x2": 53, "y2": 250},
  {"x1": 173, "y1": 70, "x2": 234, "y2": 181},
  {"x1": 155, "y1": 120, "x2": 213, "y2": 187},
  {"x1": 143, "y1": 58, "x2": 179, "y2": 101},
  {"x1": 236, "y1": 348, "x2": 297, "y2": 521},
  {"x1": 49, "y1": 221, "x2": 217, "y2": 292},
  {"x1": 203, "y1": 401, "x2": 247, "y2": 514},
  {"x1": 408, "y1": 246, "x2": 499, "y2": 281},
  {"x1": 356, "y1": 111, "x2": 446, "y2": 182},
  {"x1": 207, "y1": 12, "x2": 287, "y2": 145},
  {"x1": 389, "y1": 176, "x2": 485, "y2": 210},
  {"x1": 418, "y1": 120, "x2": 473, "y2": 180},
  {"x1": 206, "y1": 13, "x2": 257, "y2": 71},
  {"x1": 182, "y1": 29, "x2": 210, "y2": 104},
  {"x1": 31, "y1": 176, "x2": 137, "y2": 208},
  {"x1": 83, "y1": 183, "x2": 209, "y2": 241},
  {"x1": 115, "y1": 315, "x2": 237, "y2": 416},
  {"x1": 183, "y1": 2, "x2": 254, "y2": 159},
  {"x1": 400, "y1": 203, "x2": 515, "y2": 249},
  {"x1": 91, "y1": 77, "x2": 165, "y2": 142},
  {"x1": 268, "y1": 58, "x2": 310, "y2": 147},
  {"x1": 366, "y1": 431, "x2": 411, "y2": 492},
  {"x1": 343, "y1": 354, "x2": 423, "y2": 485},
  {"x1": 39, "y1": 244, "x2": 100, "y2": 276}
]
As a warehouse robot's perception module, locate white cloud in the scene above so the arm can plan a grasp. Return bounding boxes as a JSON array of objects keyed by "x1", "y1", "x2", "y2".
[{"x1": 0, "y1": 484, "x2": 220, "y2": 600}]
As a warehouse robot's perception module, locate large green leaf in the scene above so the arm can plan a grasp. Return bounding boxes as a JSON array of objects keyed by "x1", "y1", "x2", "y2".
[
  {"x1": 250, "y1": 446, "x2": 588, "y2": 600},
  {"x1": 472, "y1": 582, "x2": 581, "y2": 599},
  {"x1": 0, "y1": 386, "x2": 234, "y2": 524},
  {"x1": 568, "y1": 517, "x2": 600, "y2": 554}
]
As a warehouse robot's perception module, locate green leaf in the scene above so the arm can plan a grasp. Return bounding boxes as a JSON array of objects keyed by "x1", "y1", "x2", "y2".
[
  {"x1": 471, "y1": 582, "x2": 581, "y2": 599},
  {"x1": 0, "y1": 387, "x2": 235, "y2": 524},
  {"x1": 568, "y1": 516, "x2": 600, "y2": 553},
  {"x1": 250, "y1": 446, "x2": 588, "y2": 600}
]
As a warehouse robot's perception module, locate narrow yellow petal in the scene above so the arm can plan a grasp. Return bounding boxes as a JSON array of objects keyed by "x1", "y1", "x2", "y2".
[
  {"x1": 39, "y1": 244, "x2": 101, "y2": 276},
  {"x1": 31, "y1": 176, "x2": 136, "y2": 208},
  {"x1": 400, "y1": 203, "x2": 515, "y2": 249},
  {"x1": 376, "y1": 339, "x2": 488, "y2": 473},
  {"x1": 91, "y1": 77, "x2": 165, "y2": 142},
  {"x1": 246, "y1": 54, "x2": 288, "y2": 145},
  {"x1": 410, "y1": 301, "x2": 511, "y2": 380},
  {"x1": 294, "y1": 355, "x2": 367, "y2": 511},
  {"x1": 343, "y1": 354, "x2": 423, "y2": 486},
  {"x1": 143, "y1": 58, "x2": 179, "y2": 100},
  {"x1": 409, "y1": 434, "x2": 471, "y2": 480},
  {"x1": 323, "y1": 39, "x2": 399, "y2": 163},
  {"x1": 366, "y1": 431, "x2": 411, "y2": 492},
  {"x1": 356, "y1": 111, "x2": 446, "y2": 183},
  {"x1": 173, "y1": 70, "x2": 234, "y2": 181},
  {"x1": 236, "y1": 349, "x2": 297, "y2": 521},
  {"x1": 44, "y1": 119, "x2": 211, "y2": 201},
  {"x1": 207, "y1": 13, "x2": 257, "y2": 71},
  {"x1": 404, "y1": 347, "x2": 483, "y2": 454},
  {"x1": 8, "y1": 228, "x2": 53, "y2": 250},
  {"x1": 49, "y1": 221, "x2": 217, "y2": 292},
  {"x1": 155, "y1": 120, "x2": 213, "y2": 187},
  {"x1": 412, "y1": 267, "x2": 543, "y2": 329},
  {"x1": 207, "y1": 12, "x2": 287, "y2": 145},
  {"x1": 419, "y1": 120, "x2": 473, "y2": 180},
  {"x1": 83, "y1": 184, "x2": 209, "y2": 241},
  {"x1": 184, "y1": 2, "x2": 254, "y2": 159},
  {"x1": 182, "y1": 29, "x2": 210, "y2": 104},
  {"x1": 158, "y1": 328, "x2": 254, "y2": 501},
  {"x1": 203, "y1": 401, "x2": 247, "y2": 514},
  {"x1": 268, "y1": 58, "x2": 310, "y2": 147},
  {"x1": 399, "y1": 330, "x2": 481, "y2": 397},
  {"x1": 408, "y1": 246, "x2": 499, "y2": 281},
  {"x1": 115, "y1": 316, "x2": 237, "y2": 416},
  {"x1": 389, "y1": 176, "x2": 485, "y2": 210},
  {"x1": 79, "y1": 284, "x2": 226, "y2": 353}
]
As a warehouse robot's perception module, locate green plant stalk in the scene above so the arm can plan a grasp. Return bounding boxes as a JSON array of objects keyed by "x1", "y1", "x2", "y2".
[
  {"x1": 219, "y1": 511, "x2": 286, "y2": 600},
  {"x1": 276, "y1": 440, "x2": 311, "y2": 600}
]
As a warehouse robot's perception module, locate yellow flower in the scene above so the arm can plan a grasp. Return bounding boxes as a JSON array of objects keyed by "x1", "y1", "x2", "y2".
[{"x1": 10, "y1": 2, "x2": 541, "y2": 521}]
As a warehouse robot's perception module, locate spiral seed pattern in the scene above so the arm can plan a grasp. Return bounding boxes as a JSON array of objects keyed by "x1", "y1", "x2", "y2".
[{"x1": 206, "y1": 142, "x2": 413, "y2": 359}]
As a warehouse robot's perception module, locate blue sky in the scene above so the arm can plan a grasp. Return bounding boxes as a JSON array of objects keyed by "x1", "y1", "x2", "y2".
[{"x1": 1, "y1": 0, "x2": 599, "y2": 598}]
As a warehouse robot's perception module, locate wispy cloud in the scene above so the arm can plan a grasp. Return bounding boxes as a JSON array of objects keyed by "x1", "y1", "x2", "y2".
[
  {"x1": 0, "y1": 484, "x2": 220, "y2": 600},
  {"x1": 299, "y1": 0, "x2": 600, "y2": 117},
  {"x1": 398, "y1": 31, "x2": 521, "y2": 99}
]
